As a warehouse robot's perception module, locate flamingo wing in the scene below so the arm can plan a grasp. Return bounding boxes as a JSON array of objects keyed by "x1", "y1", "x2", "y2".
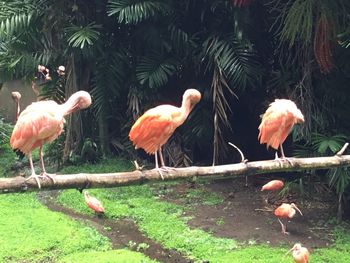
[
  {"x1": 87, "y1": 197, "x2": 105, "y2": 213},
  {"x1": 274, "y1": 204, "x2": 290, "y2": 218},
  {"x1": 261, "y1": 180, "x2": 284, "y2": 191},
  {"x1": 258, "y1": 110, "x2": 295, "y2": 150},
  {"x1": 10, "y1": 105, "x2": 64, "y2": 154},
  {"x1": 129, "y1": 107, "x2": 177, "y2": 154}
]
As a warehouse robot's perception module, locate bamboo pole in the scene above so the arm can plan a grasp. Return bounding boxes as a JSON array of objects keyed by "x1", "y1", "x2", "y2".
[{"x1": 1, "y1": 154, "x2": 350, "y2": 194}]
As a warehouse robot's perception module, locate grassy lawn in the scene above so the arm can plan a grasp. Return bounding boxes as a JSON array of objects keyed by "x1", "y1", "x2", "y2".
[
  {"x1": 1, "y1": 142, "x2": 350, "y2": 262},
  {"x1": 0, "y1": 147, "x2": 158, "y2": 263},
  {"x1": 58, "y1": 159, "x2": 350, "y2": 263}
]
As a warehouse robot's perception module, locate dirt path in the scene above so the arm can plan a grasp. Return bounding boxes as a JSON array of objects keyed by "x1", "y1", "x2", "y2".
[
  {"x1": 37, "y1": 191, "x2": 189, "y2": 263},
  {"x1": 162, "y1": 177, "x2": 336, "y2": 249}
]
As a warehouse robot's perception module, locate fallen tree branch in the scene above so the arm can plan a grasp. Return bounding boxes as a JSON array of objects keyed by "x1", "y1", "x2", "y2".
[{"x1": 2, "y1": 155, "x2": 350, "y2": 194}]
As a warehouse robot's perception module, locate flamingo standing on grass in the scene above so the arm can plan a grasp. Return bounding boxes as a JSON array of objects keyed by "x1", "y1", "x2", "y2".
[
  {"x1": 258, "y1": 99, "x2": 304, "y2": 161},
  {"x1": 287, "y1": 243, "x2": 309, "y2": 263},
  {"x1": 84, "y1": 191, "x2": 105, "y2": 214},
  {"x1": 10, "y1": 91, "x2": 92, "y2": 188},
  {"x1": 129, "y1": 89, "x2": 201, "y2": 179}
]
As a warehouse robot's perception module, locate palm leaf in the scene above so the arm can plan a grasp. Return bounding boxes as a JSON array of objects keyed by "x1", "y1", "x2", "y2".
[
  {"x1": 91, "y1": 49, "x2": 128, "y2": 118},
  {"x1": 107, "y1": 0, "x2": 172, "y2": 24},
  {"x1": 66, "y1": 23, "x2": 102, "y2": 49},
  {"x1": 202, "y1": 34, "x2": 260, "y2": 90},
  {"x1": 136, "y1": 52, "x2": 178, "y2": 89}
]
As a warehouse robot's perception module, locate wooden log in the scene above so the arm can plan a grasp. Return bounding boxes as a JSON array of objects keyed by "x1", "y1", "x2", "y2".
[{"x1": 1, "y1": 155, "x2": 350, "y2": 194}]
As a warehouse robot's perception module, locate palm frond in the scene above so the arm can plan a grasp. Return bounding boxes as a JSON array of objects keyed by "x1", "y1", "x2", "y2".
[
  {"x1": 202, "y1": 34, "x2": 260, "y2": 90},
  {"x1": 91, "y1": 49, "x2": 128, "y2": 118},
  {"x1": 66, "y1": 23, "x2": 102, "y2": 49},
  {"x1": 310, "y1": 133, "x2": 347, "y2": 155},
  {"x1": 338, "y1": 29, "x2": 350, "y2": 49},
  {"x1": 136, "y1": 52, "x2": 178, "y2": 89},
  {"x1": 168, "y1": 24, "x2": 196, "y2": 56},
  {"x1": 107, "y1": 0, "x2": 172, "y2": 25},
  {"x1": 0, "y1": 12, "x2": 36, "y2": 38},
  {"x1": 211, "y1": 66, "x2": 235, "y2": 165}
]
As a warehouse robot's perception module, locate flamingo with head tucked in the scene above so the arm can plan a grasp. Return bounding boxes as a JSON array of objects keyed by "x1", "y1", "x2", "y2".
[
  {"x1": 10, "y1": 91, "x2": 92, "y2": 188},
  {"x1": 258, "y1": 99, "x2": 304, "y2": 162},
  {"x1": 129, "y1": 89, "x2": 201, "y2": 179}
]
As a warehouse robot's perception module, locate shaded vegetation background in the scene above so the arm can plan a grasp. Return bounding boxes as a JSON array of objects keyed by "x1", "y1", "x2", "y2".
[{"x1": 0, "y1": 0, "x2": 350, "y2": 217}]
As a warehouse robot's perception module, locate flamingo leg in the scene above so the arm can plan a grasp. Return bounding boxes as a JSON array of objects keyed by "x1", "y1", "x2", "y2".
[
  {"x1": 158, "y1": 146, "x2": 175, "y2": 172},
  {"x1": 39, "y1": 146, "x2": 56, "y2": 184},
  {"x1": 159, "y1": 146, "x2": 166, "y2": 167},
  {"x1": 278, "y1": 218, "x2": 289, "y2": 235},
  {"x1": 152, "y1": 147, "x2": 175, "y2": 180},
  {"x1": 153, "y1": 151, "x2": 164, "y2": 180},
  {"x1": 274, "y1": 144, "x2": 293, "y2": 166},
  {"x1": 25, "y1": 152, "x2": 42, "y2": 189}
]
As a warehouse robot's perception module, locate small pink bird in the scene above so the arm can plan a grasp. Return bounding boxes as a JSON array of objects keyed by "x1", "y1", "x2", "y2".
[
  {"x1": 84, "y1": 191, "x2": 105, "y2": 214},
  {"x1": 274, "y1": 203, "x2": 303, "y2": 234},
  {"x1": 10, "y1": 91, "x2": 92, "y2": 188},
  {"x1": 129, "y1": 89, "x2": 201, "y2": 179},
  {"x1": 261, "y1": 179, "x2": 284, "y2": 204},
  {"x1": 258, "y1": 99, "x2": 304, "y2": 161},
  {"x1": 261, "y1": 180, "x2": 284, "y2": 191},
  {"x1": 287, "y1": 243, "x2": 309, "y2": 263}
]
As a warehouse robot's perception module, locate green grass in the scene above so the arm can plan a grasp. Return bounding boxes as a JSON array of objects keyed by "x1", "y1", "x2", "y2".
[
  {"x1": 59, "y1": 249, "x2": 158, "y2": 263},
  {"x1": 3, "y1": 154, "x2": 350, "y2": 262},
  {"x1": 0, "y1": 139, "x2": 47, "y2": 177},
  {"x1": 0, "y1": 193, "x2": 111, "y2": 262},
  {"x1": 0, "y1": 143, "x2": 17, "y2": 176},
  {"x1": 59, "y1": 157, "x2": 134, "y2": 174},
  {"x1": 57, "y1": 158, "x2": 350, "y2": 263}
]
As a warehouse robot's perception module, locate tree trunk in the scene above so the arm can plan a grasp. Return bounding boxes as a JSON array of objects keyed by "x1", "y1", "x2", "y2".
[
  {"x1": 63, "y1": 53, "x2": 83, "y2": 161},
  {"x1": 98, "y1": 105, "x2": 110, "y2": 158}
]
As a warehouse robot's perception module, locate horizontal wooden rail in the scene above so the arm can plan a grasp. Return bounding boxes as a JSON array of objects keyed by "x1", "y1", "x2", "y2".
[{"x1": 1, "y1": 154, "x2": 350, "y2": 194}]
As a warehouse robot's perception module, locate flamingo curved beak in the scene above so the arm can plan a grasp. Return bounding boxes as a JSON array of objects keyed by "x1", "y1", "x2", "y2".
[{"x1": 292, "y1": 203, "x2": 303, "y2": 216}]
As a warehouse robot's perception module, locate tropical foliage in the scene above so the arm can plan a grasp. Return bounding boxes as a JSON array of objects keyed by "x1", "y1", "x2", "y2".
[{"x1": 0, "y1": 0, "x2": 349, "y2": 177}]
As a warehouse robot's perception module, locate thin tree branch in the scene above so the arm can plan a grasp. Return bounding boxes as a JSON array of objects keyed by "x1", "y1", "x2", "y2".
[{"x1": 2, "y1": 155, "x2": 350, "y2": 194}]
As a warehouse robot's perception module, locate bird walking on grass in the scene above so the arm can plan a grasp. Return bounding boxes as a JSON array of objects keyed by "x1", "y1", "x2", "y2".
[
  {"x1": 129, "y1": 89, "x2": 201, "y2": 179},
  {"x1": 287, "y1": 243, "x2": 309, "y2": 263},
  {"x1": 258, "y1": 99, "x2": 304, "y2": 162},
  {"x1": 10, "y1": 91, "x2": 92, "y2": 188},
  {"x1": 274, "y1": 203, "x2": 303, "y2": 234},
  {"x1": 84, "y1": 191, "x2": 105, "y2": 214}
]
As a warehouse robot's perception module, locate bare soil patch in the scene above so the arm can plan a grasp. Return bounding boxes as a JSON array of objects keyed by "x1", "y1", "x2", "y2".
[{"x1": 161, "y1": 176, "x2": 337, "y2": 249}]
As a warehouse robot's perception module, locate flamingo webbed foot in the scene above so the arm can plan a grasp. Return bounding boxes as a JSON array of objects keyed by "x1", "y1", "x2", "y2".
[
  {"x1": 25, "y1": 174, "x2": 42, "y2": 189},
  {"x1": 274, "y1": 155, "x2": 294, "y2": 166},
  {"x1": 40, "y1": 172, "x2": 56, "y2": 184},
  {"x1": 152, "y1": 166, "x2": 175, "y2": 180},
  {"x1": 25, "y1": 172, "x2": 56, "y2": 189}
]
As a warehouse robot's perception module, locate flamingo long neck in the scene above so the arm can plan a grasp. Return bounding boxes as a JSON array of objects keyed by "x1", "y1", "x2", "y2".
[
  {"x1": 59, "y1": 93, "x2": 80, "y2": 116},
  {"x1": 178, "y1": 95, "x2": 193, "y2": 125},
  {"x1": 13, "y1": 100, "x2": 20, "y2": 123}
]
